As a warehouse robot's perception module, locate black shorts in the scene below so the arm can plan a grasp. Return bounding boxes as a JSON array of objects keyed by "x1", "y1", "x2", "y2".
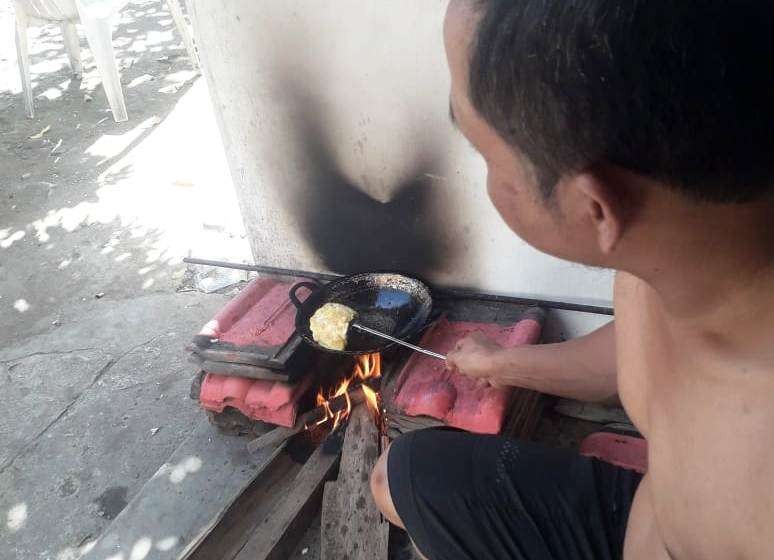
[{"x1": 388, "y1": 428, "x2": 643, "y2": 560}]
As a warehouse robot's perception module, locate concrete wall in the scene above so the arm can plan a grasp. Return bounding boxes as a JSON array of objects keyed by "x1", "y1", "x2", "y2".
[{"x1": 189, "y1": 0, "x2": 614, "y2": 307}]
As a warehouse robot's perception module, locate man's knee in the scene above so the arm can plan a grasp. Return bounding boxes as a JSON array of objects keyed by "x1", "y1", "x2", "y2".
[{"x1": 370, "y1": 445, "x2": 404, "y2": 528}]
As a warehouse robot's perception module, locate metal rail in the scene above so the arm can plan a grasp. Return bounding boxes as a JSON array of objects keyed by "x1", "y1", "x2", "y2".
[{"x1": 183, "y1": 257, "x2": 614, "y2": 316}]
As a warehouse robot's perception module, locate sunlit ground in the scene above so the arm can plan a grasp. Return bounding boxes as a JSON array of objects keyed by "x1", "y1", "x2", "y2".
[
  {"x1": 20, "y1": 79, "x2": 249, "y2": 263},
  {"x1": 0, "y1": 0, "x2": 250, "y2": 339}
]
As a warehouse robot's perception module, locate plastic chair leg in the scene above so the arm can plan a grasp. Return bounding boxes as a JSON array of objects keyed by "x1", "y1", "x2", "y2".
[
  {"x1": 79, "y1": 16, "x2": 128, "y2": 122},
  {"x1": 61, "y1": 20, "x2": 83, "y2": 77},
  {"x1": 165, "y1": 0, "x2": 199, "y2": 69},
  {"x1": 14, "y1": 10, "x2": 33, "y2": 118}
]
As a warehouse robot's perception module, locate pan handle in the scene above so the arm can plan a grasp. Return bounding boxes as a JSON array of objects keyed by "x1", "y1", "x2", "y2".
[{"x1": 288, "y1": 281, "x2": 322, "y2": 310}]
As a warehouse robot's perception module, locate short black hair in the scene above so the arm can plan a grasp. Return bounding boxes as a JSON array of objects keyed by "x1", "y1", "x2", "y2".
[{"x1": 469, "y1": 1, "x2": 774, "y2": 203}]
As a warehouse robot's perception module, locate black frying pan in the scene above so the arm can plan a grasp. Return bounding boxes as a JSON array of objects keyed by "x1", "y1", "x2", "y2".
[{"x1": 289, "y1": 272, "x2": 433, "y2": 355}]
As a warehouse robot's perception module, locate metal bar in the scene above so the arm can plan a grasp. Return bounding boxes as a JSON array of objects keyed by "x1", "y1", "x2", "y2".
[
  {"x1": 184, "y1": 257, "x2": 614, "y2": 316},
  {"x1": 182, "y1": 257, "x2": 342, "y2": 282},
  {"x1": 432, "y1": 287, "x2": 614, "y2": 316},
  {"x1": 351, "y1": 323, "x2": 446, "y2": 361}
]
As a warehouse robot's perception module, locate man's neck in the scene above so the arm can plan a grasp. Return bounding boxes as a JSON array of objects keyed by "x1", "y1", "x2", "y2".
[{"x1": 622, "y1": 193, "x2": 774, "y2": 335}]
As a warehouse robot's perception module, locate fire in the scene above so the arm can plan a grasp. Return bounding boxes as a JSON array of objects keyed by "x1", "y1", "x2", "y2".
[
  {"x1": 353, "y1": 353, "x2": 381, "y2": 416},
  {"x1": 361, "y1": 383, "x2": 379, "y2": 417},
  {"x1": 311, "y1": 353, "x2": 382, "y2": 430}
]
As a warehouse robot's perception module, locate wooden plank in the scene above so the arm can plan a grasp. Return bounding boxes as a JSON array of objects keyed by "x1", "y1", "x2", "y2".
[
  {"x1": 236, "y1": 442, "x2": 341, "y2": 560},
  {"x1": 191, "y1": 346, "x2": 273, "y2": 367},
  {"x1": 502, "y1": 388, "x2": 544, "y2": 440},
  {"x1": 197, "y1": 359, "x2": 289, "y2": 381},
  {"x1": 385, "y1": 411, "x2": 444, "y2": 433},
  {"x1": 553, "y1": 399, "x2": 630, "y2": 425},
  {"x1": 321, "y1": 405, "x2": 388, "y2": 560},
  {"x1": 82, "y1": 418, "x2": 285, "y2": 560},
  {"x1": 188, "y1": 453, "x2": 302, "y2": 560}
]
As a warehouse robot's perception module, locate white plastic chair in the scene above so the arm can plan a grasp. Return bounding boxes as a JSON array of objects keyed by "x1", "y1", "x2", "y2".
[{"x1": 13, "y1": 0, "x2": 199, "y2": 122}]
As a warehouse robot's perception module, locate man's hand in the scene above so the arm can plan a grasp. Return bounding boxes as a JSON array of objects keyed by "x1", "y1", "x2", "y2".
[
  {"x1": 445, "y1": 321, "x2": 619, "y2": 402},
  {"x1": 446, "y1": 331, "x2": 505, "y2": 388}
]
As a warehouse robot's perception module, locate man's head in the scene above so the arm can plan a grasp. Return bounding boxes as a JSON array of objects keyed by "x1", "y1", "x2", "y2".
[{"x1": 444, "y1": 1, "x2": 774, "y2": 268}]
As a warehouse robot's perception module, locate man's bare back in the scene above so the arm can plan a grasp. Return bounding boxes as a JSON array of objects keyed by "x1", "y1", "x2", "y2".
[{"x1": 617, "y1": 272, "x2": 774, "y2": 559}]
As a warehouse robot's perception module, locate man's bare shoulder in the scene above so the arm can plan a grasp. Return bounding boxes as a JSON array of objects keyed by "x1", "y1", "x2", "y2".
[{"x1": 613, "y1": 271, "x2": 656, "y2": 313}]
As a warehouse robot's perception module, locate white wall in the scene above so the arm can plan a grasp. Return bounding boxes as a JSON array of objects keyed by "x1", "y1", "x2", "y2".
[{"x1": 190, "y1": 0, "x2": 614, "y2": 307}]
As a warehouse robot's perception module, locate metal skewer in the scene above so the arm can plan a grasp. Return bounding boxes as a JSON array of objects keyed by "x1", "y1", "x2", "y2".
[{"x1": 351, "y1": 323, "x2": 446, "y2": 361}]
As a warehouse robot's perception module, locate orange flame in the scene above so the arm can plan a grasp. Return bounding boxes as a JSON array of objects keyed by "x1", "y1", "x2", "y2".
[
  {"x1": 353, "y1": 352, "x2": 382, "y2": 417},
  {"x1": 310, "y1": 353, "x2": 382, "y2": 430},
  {"x1": 361, "y1": 383, "x2": 379, "y2": 417}
]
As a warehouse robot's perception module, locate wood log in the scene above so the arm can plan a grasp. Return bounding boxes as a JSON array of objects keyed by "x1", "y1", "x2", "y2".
[{"x1": 321, "y1": 405, "x2": 388, "y2": 560}]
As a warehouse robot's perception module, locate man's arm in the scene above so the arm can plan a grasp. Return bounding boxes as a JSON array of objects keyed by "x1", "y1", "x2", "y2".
[{"x1": 446, "y1": 321, "x2": 617, "y2": 402}]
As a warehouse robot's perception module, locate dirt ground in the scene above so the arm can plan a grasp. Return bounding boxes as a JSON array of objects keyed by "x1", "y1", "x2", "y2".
[{"x1": 0, "y1": 1, "x2": 256, "y2": 557}]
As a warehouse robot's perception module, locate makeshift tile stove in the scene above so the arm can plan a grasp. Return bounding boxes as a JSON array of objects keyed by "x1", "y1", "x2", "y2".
[
  {"x1": 190, "y1": 277, "x2": 353, "y2": 431},
  {"x1": 189, "y1": 274, "x2": 546, "y2": 442}
]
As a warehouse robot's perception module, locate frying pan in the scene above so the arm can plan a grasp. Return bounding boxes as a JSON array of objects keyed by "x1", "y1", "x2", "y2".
[{"x1": 289, "y1": 272, "x2": 433, "y2": 355}]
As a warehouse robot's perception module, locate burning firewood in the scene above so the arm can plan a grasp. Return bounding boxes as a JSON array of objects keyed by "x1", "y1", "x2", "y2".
[
  {"x1": 246, "y1": 379, "x2": 375, "y2": 452},
  {"x1": 248, "y1": 355, "x2": 383, "y2": 453}
]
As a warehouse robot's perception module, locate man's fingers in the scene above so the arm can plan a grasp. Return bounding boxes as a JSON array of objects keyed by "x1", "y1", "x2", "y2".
[
  {"x1": 445, "y1": 354, "x2": 473, "y2": 378},
  {"x1": 445, "y1": 351, "x2": 462, "y2": 373}
]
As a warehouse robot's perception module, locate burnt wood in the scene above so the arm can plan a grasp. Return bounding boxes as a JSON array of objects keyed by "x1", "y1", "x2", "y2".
[
  {"x1": 246, "y1": 379, "x2": 379, "y2": 453},
  {"x1": 321, "y1": 405, "x2": 388, "y2": 560}
]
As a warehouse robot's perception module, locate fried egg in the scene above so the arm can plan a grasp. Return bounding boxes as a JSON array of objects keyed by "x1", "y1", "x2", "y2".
[{"x1": 309, "y1": 302, "x2": 357, "y2": 350}]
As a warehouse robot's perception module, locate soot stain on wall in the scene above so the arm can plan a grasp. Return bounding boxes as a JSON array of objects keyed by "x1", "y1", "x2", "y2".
[{"x1": 277, "y1": 83, "x2": 456, "y2": 277}]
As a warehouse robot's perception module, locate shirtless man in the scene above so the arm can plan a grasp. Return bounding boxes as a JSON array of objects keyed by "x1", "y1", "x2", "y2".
[{"x1": 370, "y1": 1, "x2": 774, "y2": 558}]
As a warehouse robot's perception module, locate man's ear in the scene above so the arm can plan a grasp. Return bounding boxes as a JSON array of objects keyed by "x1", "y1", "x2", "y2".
[{"x1": 568, "y1": 172, "x2": 627, "y2": 254}]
